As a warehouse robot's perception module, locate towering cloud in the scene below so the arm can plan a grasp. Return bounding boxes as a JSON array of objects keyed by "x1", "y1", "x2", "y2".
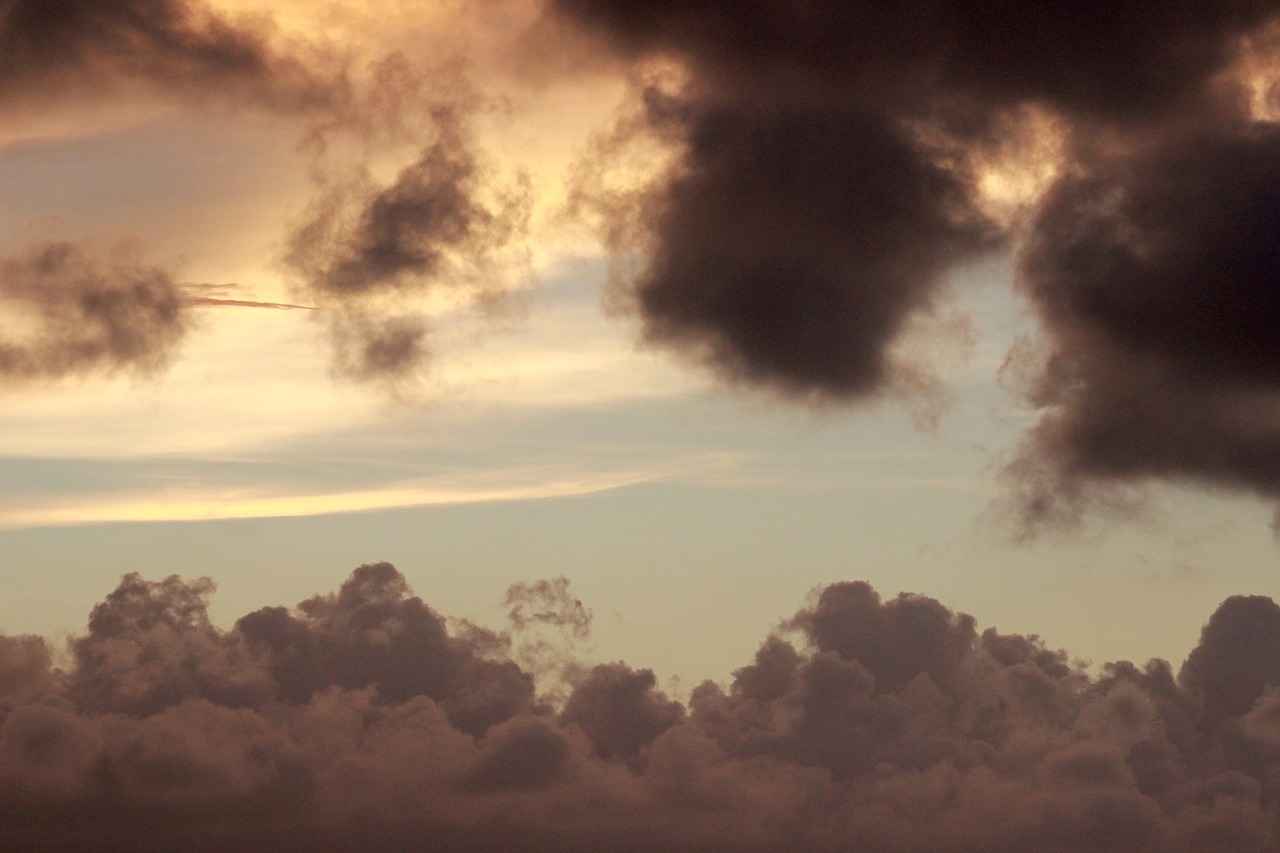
[{"x1": 2, "y1": 562, "x2": 1280, "y2": 851}]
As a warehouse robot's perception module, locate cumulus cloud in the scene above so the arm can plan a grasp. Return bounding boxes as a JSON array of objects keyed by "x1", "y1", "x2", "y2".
[{"x1": 2, "y1": 563, "x2": 1280, "y2": 850}]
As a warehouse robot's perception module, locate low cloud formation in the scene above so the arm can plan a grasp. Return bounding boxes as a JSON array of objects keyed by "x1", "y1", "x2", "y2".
[
  {"x1": 0, "y1": 241, "x2": 189, "y2": 382},
  {"x1": 3, "y1": 563, "x2": 1280, "y2": 851}
]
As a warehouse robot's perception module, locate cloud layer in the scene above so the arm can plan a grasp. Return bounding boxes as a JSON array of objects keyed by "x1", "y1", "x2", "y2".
[{"x1": 3, "y1": 563, "x2": 1280, "y2": 851}]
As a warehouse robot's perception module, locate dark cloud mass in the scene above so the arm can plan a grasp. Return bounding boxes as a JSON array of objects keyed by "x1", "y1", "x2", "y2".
[
  {"x1": 553, "y1": 0, "x2": 1279, "y2": 399},
  {"x1": 3, "y1": 563, "x2": 1280, "y2": 851},
  {"x1": 0, "y1": 241, "x2": 189, "y2": 382},
  {"x1": 549, "y1": 0, "x2": 1280, "y2": 517},
  {"x1": 1007, "y1": 123, "x2": 1280, "y2": 527},
  {"x1": 552, "y1": 1, "x2": 1277, "y2": 119},
  {"x1": 620, "y1": 99, "x2": 996, "y2": 399}
]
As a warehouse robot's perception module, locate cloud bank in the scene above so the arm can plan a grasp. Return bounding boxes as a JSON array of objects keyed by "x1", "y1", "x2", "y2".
[{"x1": 3, "y1": 563, "x2": 1280, "y2": 851}]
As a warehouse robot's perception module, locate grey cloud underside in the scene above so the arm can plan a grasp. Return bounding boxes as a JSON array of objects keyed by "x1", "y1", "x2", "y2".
[
  {"x1": 549, "y1": 0, "x2": 1280, "y2": 515},
  {"x1": 4, "y1": 563, "x2": 1280, "y2": 852}
]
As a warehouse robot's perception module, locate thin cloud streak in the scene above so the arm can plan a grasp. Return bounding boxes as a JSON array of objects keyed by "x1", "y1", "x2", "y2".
[{"x1": 0, "y1": 452, "x2": 742, "y2": 530}]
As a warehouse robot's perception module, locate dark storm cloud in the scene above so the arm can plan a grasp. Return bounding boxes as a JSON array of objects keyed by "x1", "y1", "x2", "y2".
[
  {"x1": 0, "y1": 241, "x2": 189, "y2": 382},
  {"x1": 551, "y1": 0, "x2": 1280, "y2": 405},
  {"x1": 546, "y1": 0, "x2": 1280, "y2": 520},
  {"x1": 4, "y1": 563, "x2": 1280, "y2": 851},
  {"x1": 1007, "y1": 123, "x2": 1280, "y2": 529},
  {"x1": 550, "y1": 1, "x2": 1277, "y2": 122},
  {"x1": 603, "y1": 98, "x2": 998, "y2": 400},
  {"x1": 0, "y1": 0, "x2": 337, "y2": 111}
]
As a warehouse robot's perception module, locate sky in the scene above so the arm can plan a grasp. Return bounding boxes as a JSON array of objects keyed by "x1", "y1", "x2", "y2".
[{"x1": 3, "y1": 1, "x2": 1280, "y2": 850}]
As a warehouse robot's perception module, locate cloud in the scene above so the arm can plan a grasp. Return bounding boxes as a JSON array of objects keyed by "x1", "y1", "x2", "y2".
[
  {"x1": 288, "y1": 105, "x2": 524, "y2": 300},
  {"x1": 2, "y1": 563, "x2": 1280, "y2": 850},
  {"x1": 548, "y1": 2, "x2": 1273, "y2": 121},
  {"x1": 0, "y1": 0, "x2": 339, "y2": 112},
  {"x1": 548, "y1": 1, "x2": 1280, "y2": 403},
  {"x1": 544, "y1": 1, "x2": 1280, "y2": 523},
  {"x1": 581, "y1": 95, "x2": 998, "y2": 401},
  {"x1": 504, "y1": 576, "x2": 593, "y2": 638},
  {"x1": 1005, "y1": 122, "x2": 1280, "y2": 530},
  {"x1": 9, "y1": 0, "x2": 1280, "y2": 531},
  {"x1": 284, "y1": 57, "x2": 533, "y2": 382},
  {"x1": 0, "y1": 241, "x2": 189, "y2": 383}
]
